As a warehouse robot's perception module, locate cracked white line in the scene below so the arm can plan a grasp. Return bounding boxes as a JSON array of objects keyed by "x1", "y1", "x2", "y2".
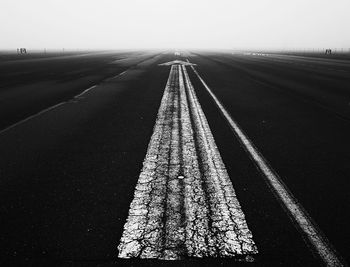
[
  {"x1": 179, "y1": 65, "x2": 213, "y2": 258},
  {"x1": 118, "y1": 65, "x2": 177, "y2": 259},
  {"x1": 118, "y1": 64, "x2": 257, "y2": 260},
  {"x1": 189, "y1": 61, "x2": 344, "y2": 266},
  {"x1": 182, "y1": 65, "x2": 257, "y2": 256}
]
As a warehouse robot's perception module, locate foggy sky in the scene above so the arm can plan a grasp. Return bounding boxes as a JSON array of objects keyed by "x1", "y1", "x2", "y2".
[{"x1": 1, "y1": 0, "x2": 349, "y2": 50}]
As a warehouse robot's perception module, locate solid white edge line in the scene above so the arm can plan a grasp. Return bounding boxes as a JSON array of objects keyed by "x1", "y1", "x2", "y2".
[
  {"x1": 0, "y1": 69, "x2": 128, "y2": 136},
  {"x1": 188, "y1": 61, "x2": 344, "y2": 267}
]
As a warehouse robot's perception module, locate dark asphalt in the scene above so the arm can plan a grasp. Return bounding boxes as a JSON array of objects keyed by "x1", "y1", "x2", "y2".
[
  {"x1": 0, "y1": 51, "x2": 349, "y2": 266},
  {"x1": 0, "y1": 51, "x2": 159, "y2": 130}
]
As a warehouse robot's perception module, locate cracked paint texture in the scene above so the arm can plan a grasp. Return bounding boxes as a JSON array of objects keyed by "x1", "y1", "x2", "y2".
[{"x1": 118, "y1": 64, "x2": 258, "y2": 260}]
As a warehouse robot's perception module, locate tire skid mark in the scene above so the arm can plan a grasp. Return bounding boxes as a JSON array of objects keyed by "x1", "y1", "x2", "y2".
[{"x1": 118, "y1": 64, "x2": 257, "y2": 260}]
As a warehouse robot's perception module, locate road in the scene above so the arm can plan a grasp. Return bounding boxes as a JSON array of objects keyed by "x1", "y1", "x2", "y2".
[{"x1": 0, "y1": 51, "x2": 349, "y2": 266}]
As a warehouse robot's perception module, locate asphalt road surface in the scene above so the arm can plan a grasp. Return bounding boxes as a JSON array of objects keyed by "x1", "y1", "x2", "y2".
[{"x1": 0, "y1": 51, "x2": 349, "y2": 266}]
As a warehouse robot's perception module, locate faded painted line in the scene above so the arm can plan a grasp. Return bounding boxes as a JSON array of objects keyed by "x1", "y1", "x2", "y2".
[
  {"x1": 104, "y1": 70, "x2": 128, "y2": 81},
  {"x1": 118, "y1": 64, "x2": 257, "y2": 260},
  {"x1": 0, "y1": 84, "x2": 96, "y2": 136},
  {"x1": 0, "y1": 101, "x2": 66, "y2": 136},
  {"x1": 74, "y1": 85, "x2": 97, "y2": 98},
  {"x1": 189, "y1": 61, "x2": 344, "y2": 266},
  {"x1": 119, "y1": 70, "x2": 127, "y2": 76},
  {"x1": 0, "y1": 69, "x2": 129, "y2": 136},
  {"x1": 75, "y1": 69, "x2": 128, "y2": 97}
]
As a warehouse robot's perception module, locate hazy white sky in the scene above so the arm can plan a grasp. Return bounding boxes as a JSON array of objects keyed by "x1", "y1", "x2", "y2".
[{"x1": 1, "y1": 0, "x2": 349, "y2": 50}]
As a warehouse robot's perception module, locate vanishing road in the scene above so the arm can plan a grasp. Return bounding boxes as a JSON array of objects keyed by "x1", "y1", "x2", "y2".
[{"x1": 0, "y1": 51, "x2": 349, "y2": 266}]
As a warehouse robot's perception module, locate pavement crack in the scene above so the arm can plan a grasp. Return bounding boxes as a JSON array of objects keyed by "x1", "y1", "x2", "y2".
[{"x1": 118, "y1": 64, "x2": 258, "y2": 260}]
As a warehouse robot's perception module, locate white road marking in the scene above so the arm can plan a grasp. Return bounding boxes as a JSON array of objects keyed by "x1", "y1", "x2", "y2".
[
  {"x1": 182, "y1": 65, "x2": 257, "y2": 256},
  {"x1": 0, "y1": 101, "x2": 67, "y2": 135},
  {"x1": 118, "y1": 64, "x2": 257, "y2": 260},
  {"x1": 178, "y1": 64, "x2": 212, "y2": 258},
  {"x1": 74, "y1": 85, "x2": 97, "y2": 98},
  {"x1": 0, "y1": 70, "x2": 127, "y2": 136},
  {"x1": 159, "y1": 60, "x2": 196, "y2": 66},
  {"x1": 189, "y1": 61, "x2": 344, "y2": 267},
  {"x1": 118, "y1": 65, "x2": 177, "y2": 259},
  {"x1": 105, "y1": 70, "x2": 128, "y2": 81}
]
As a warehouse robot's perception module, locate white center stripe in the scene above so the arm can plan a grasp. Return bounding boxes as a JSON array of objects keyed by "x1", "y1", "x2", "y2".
[
  {"x1": 118, "y1": 64, "x2": 258, "y2": 260},
  {"x1": 189, "y1": 62, "x2": 344, "y2": 266}
]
